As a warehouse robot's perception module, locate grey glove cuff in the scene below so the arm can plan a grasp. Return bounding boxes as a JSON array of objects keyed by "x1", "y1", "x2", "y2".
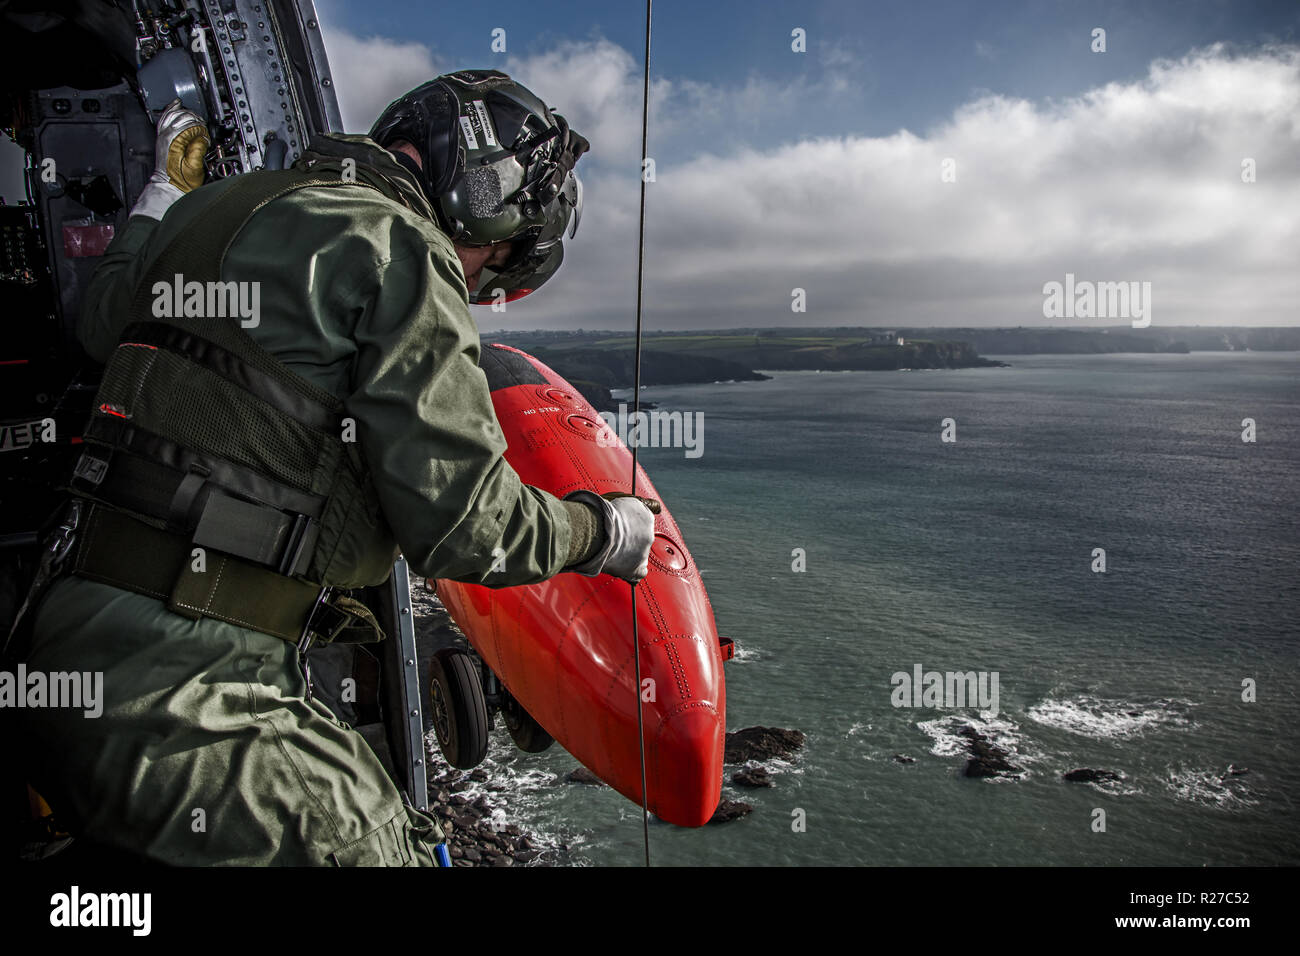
[
  {"x1": 562, "y1": 490, "x2": 617, "y2": 576},
  {"x1": 560, "y1": 498, "x2": 602, "y2": 566}
]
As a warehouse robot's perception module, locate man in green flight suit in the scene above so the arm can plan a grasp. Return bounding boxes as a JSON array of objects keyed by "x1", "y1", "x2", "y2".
[{"x1": 14, "y1": 69, "x2": 657, "y2": 865}]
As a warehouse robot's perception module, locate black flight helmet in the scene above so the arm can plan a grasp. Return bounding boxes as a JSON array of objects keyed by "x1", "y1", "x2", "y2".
[{"x1": 369, "y1": 69, "x2": 588, "y2": 304}]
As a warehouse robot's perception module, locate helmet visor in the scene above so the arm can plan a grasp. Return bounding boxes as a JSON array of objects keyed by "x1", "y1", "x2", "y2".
[{"x1": 469, "y1": 236, "x2": 564, "y2": 306}]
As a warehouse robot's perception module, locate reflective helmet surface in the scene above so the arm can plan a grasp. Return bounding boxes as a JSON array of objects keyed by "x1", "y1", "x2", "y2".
[{"x1": 369, "y1": 69, "x2": 588, "y2": 304}]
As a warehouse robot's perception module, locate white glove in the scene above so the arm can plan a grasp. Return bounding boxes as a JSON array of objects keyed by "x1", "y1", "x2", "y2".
[
  {"x1": 564, "y1": 490, "x2": 659, "y2": 583},
  {"x1": 130, "y1": 98, "x2": 209, "y2": 220}
]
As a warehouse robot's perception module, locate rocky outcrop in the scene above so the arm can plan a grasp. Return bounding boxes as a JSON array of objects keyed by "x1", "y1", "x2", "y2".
[
  {"x1": 709, "y1": 799, "x2": 754, "y2": 824},
  {"x1": 732, "y1": 765, "x2": 774, "y2": 788},
  {"x1": 959, "y1": 726, "x2": 1023, "y2": 778},
  {"x1": 724, "y1": 726, "x2": 806, "y2": 764},
  {"x1": 1064, "y1": 768, "x2": 1124, "y2": 784}
]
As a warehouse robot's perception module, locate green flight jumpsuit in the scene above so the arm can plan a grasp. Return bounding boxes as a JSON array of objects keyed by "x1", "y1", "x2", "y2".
[{"x1": 17, "y1": 134, "x2": 595, "y2": 865}]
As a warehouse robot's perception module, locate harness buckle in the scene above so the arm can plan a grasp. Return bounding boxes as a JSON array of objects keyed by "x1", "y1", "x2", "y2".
[
  {"x1": 296, "y1": 585, "x2": 337, "y2": 699},
  {"x1": 300, "y1": 585, "x2": 357, "y2": 649},
  {"x1": 3, "y1": 499, "x2": 83, "y2": 657},
  {"x1": 48, "y1": 499, "x2": 83, "y2": 566},
  {"x1": 299, "y1": 586, "x2": 331, "y2": 655},
  {"x1": 71, "y1": 452, "x2": 111, "y2": 490}
]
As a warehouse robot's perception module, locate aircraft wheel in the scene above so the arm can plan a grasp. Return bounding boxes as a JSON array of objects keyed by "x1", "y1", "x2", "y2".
[
  {"x1": 429, "y1": 647, "x2": 489, "y2": 769},
  {"x1": 503, "y1": 693, "x2": 554, "y2": 753}
]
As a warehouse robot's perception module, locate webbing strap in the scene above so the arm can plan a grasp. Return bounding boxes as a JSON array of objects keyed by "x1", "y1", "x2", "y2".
[
  {"x1": 193, "y1": 492, "x2": 318, "y2": 576},
  {"x1": 73, "y1": 504, "x2": 320, "y2": 641},
  {"x1": 72, "y1": 448, "x2": 320, "y2": 578},
  {"x1": 80, "y1": 419, "x2": 326, "y2": 521},
  {"x1": 71, "y1": 505, "x2": 380, "y2": 644}
]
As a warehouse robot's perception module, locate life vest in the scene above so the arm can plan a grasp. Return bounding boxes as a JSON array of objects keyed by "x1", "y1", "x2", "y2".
[{"x1": 68, "y1": 162, "x2": 409, "y2": 639}]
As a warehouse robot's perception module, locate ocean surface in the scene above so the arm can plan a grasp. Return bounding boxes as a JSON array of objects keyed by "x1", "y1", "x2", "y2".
[{"x1": 425, "y1": 352, "x2": 1300, "y2": 866}]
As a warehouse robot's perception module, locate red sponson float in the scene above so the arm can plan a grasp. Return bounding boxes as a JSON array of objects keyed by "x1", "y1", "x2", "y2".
[{"x1": 432, "y1": 344, "x2": 731, "y2": 827}]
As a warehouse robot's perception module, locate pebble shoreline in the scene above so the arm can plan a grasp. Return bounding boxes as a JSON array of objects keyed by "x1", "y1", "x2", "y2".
[{"x1": 426, "y1": 759, "x2": 548, "y2": 867}]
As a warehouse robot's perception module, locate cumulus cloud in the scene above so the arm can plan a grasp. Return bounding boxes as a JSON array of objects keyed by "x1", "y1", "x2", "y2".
[
  {"x1": 541, "y1": 42, "x2": 1300, "y2": 331},
  {"x1": 319, "y1": 29, "x2": 444, "y2": 131},
  {"x1": 502, "y1": 39, "x2": 662, "y2": 169},
  {"x1": 319, "y1": 26, "x2": 1300, "y2": 330}
]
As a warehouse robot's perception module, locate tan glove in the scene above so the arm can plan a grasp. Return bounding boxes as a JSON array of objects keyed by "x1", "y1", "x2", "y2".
[
  {"x1": 156, "y1": 98, "x2": 209, "y2": 191},
  {"x1": 129, "y1": 99, "x2": 209, "y2": 220}
]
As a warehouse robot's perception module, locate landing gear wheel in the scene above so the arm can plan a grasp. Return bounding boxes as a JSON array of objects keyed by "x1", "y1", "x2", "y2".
[
  {"x1": 503, "y1": 693, "x2": 554, "y2": 753},
  {"x1": 428, "y1": 647, "x2": 489, "y2": 769}
]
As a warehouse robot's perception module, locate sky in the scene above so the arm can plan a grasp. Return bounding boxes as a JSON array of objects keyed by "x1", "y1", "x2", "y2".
[{"x1": 4, "y1": 0, "x2": 1298, "y2": 330}]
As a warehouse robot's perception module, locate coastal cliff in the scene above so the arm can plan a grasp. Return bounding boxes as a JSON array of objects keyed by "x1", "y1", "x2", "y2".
[{"x1": 519, "y1": 339, "x2": 1003, "y2": 409}]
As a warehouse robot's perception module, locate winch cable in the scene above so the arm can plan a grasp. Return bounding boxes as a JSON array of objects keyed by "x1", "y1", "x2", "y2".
[{"x1": 629, "y1": 0, "x2": 654, "y2": 868}]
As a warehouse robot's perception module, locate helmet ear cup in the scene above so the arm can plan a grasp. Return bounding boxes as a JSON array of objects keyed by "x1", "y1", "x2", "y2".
[
  {"x1": 422, "y1": 81, "x2": 462, "y2": 197},
  {"x1": 369, "y1": 79, "x2": 462, "y2": 202}
]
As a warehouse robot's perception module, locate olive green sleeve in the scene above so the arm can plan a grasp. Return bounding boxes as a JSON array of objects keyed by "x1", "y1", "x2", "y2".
[
  {"x1": 77, "y1": 215, "x2": 158, "y2": 362},
  {"x1": 344, "y1": 217, "x2": 594, "y2": 587}
]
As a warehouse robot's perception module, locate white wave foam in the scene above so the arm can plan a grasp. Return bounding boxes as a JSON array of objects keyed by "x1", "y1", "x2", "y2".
[
  {"x1": 759, "y1": 754, "x2": 804, "y2": 776},
  {"x1": 1164, "y1": 766, "x2": 1259, "y2": 809},
  {"x1": 916, "y1": 713, "x2": 1037, "y2": 776},
  {"x1": 1027, "y1": 694, "x2": 1195, "y2": 739}
]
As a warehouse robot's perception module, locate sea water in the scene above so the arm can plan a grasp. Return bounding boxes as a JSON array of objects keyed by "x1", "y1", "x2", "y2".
[{"x1": 435, "y1": 352, "x2": 1299, "y2": 866}]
